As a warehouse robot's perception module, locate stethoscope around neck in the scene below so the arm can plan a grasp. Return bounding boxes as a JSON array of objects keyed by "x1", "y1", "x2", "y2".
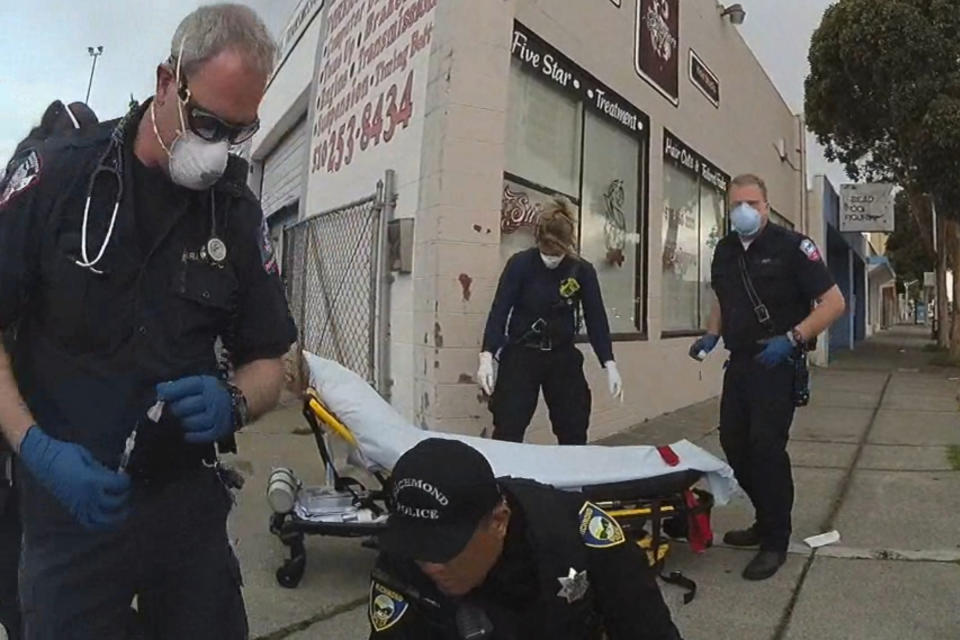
[
  {"x1": 75, "y1": 140, "x2": 123, "y2": 275},
  {"x1": 74, "y1": 136, "x2": 226, "y2": 275}
]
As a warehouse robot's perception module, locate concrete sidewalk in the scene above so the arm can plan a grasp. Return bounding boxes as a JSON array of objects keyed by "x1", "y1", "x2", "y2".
[{"x1": 230, "y1": 325, "x2": 960, "y2": 639}]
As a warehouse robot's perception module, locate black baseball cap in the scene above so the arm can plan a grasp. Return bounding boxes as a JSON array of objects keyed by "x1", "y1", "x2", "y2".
[{"x1": 379, "y1": 439, "x2": 502, "y2": 563}]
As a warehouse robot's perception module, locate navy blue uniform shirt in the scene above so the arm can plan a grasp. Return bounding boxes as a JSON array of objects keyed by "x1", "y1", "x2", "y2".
[
  {"x1": 710, "y1": 222, "x2": 835, "y2": 355},
  {"x1": 368, "y1": 479, "x2": 682, "y2": 640},
  {"x1": 0, "y1": 102, "x2": 297, "y2": 467},
  {"x1": 482, "y1": 248, "x2": 614, "y2": 364}
]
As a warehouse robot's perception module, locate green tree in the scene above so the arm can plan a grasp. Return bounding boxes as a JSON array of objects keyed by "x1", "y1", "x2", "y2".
[
  {"x1": 805, "y1": 0, "x2": 960, "y2": 353},
  {"x1": 885, "y1": 191, "x2": 934, "y2": 293},
  {"x1": 805, "y1": 0, "x2": 960, "y2": 197}
]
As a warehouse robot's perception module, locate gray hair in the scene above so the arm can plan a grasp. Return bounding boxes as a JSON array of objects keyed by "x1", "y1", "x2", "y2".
[
  {"x1": 171, "y1": 4, "x2": 277, "y2": 80},
  {"x1": 729, "y1": 173, "x2": 768, "y2": 201}
]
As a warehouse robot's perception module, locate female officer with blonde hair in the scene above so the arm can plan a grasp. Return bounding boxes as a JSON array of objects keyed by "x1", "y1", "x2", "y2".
[{"x1": 478, "y1": 197, "x2": 621, "y2": 444}]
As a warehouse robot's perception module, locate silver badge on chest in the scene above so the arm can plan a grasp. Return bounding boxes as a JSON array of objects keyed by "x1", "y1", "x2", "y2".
[
  {"x1": 205, "y1": 237, "x2": 228, "y2": 263},
  {"x1": 556, "y1": 567, "x2": 589, "y2": 604}
]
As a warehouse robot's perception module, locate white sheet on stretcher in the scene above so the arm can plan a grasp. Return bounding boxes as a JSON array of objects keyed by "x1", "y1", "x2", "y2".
[{"x1": 305, "y1": 352, "x2": 740, "y2": 505}]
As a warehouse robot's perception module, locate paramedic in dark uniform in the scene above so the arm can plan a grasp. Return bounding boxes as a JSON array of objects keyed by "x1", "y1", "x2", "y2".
[
  {"x1": 689, "y1": 174, "x2": 844, "y2": 581},
  {"x1": 478, "y1": 198, "x2": 622, "y2": 445},
  {"x1": 367, "y1": 438, "x2": 683, "y2": 640},
  {"x1": 0, "y1": 5, "x2": 296, "y2": 638},
  {"x1": 0, "y1": 98, "x2": 99, "y2": 640}
]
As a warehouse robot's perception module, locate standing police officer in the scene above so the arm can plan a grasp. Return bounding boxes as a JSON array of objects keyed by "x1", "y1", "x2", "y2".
[
  {"x1": 689, "y1": 174, "x2": 844, "y2": 581},
  {"x1": 478, "y1": 198, "x2": 622, "y2": 445},
  {"x1": 367, "y1": 438, "x2": 683, "y2": 639},
  {"x1": 0, "y1": 98, "x2": 99, "y2": 640},
  {"x1": 0, "y1": 5, "x2": 296, "y2": 638}
]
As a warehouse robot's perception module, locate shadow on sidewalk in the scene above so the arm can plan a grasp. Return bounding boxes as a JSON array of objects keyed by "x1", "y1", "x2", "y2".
[{"x1": 828, "y1": 324, "x2": 960, "y2": 373}]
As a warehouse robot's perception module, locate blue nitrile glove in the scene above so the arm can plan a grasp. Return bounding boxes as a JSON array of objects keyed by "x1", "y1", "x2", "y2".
[
  {"x1": 688, "y1": 334, "x2": 720, "y2": 361},
  {"x1": 18, "y1": 425, "x2": 131, "y2": 530},
  {"x1": 156, "y1": 375, "x2": 234, "y2": 444},
  {"x1": 755, "y1": 335, "x2": 794, "y2": 368}
]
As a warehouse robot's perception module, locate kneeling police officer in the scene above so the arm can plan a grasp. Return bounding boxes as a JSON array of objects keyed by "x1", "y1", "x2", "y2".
[{"x1": 368, "y1": 439, "x2": 683, "y2": 639}]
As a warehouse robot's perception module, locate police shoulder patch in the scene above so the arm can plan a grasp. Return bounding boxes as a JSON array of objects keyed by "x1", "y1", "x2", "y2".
[
  {"x1": 369, "y1": 579, "x2": 409, "y2": 633},
  {"x1": 799, "y1": 238, "x2": 822, "y2": 262},
  {"x1": 578, "y1": 501, "x2": 626, "y2": 548},
  {"x1": 0, "y1": 151, "x2": 42, "y2": 211}
]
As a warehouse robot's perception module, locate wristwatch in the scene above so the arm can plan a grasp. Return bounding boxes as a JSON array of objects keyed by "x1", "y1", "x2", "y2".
[
  {"x1": 225, "y1": 382, "x2": 249, "y2": 432},
  {"x1": 788, "y1": 327, "x2": 805, "y2": 348}
]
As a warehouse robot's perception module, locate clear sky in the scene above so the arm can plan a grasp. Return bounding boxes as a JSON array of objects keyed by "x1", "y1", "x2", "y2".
[
  {"x1": 737, "y1": 0, "x2": 848, "y2": 187},
  {"x1": 0, "y1": 0, "x2": 846, "y2": 185}
]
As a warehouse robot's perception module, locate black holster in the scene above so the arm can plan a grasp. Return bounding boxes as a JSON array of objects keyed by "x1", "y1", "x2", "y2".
[
  {"x1": 0, "y1": 451, "x2": 13, "y2": 515},
  {"x1": 792, "y1": 349, "x2": 811, "y2": 407}
]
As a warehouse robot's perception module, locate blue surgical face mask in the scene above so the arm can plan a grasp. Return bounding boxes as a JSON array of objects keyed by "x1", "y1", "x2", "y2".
[{"x1": 730, "y1": 203, "x2": 762, "y2": 237}]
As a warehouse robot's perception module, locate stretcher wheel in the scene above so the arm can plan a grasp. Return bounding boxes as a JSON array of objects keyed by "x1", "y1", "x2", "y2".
[{"x1": 276, "y1": 555, "x2": 306, "y2": 588}]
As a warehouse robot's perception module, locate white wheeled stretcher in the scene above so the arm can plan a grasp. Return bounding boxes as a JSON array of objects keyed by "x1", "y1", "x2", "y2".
[{"x1": 267, "y1": 352, "x2": 738, "y2": 600}]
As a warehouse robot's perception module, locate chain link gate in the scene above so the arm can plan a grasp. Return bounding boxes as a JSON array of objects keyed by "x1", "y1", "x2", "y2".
[{"x1": 283, "y1": 172, "x2": 394, "y2": 395}]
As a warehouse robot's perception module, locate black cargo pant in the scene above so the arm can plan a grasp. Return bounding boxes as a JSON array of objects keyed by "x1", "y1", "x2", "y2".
[
  {"x1": 719, "y1": 354, "x2": 796, "y2": 553},
  {"x1": 0, "y1": 455, "x2": 21, "y2": 640},
  {"x1": 18, "y1": 466, "x2": 247, "y2": 640},
  {"x1": 490, "y1": 344, "x2": 591, "y2": 445}
]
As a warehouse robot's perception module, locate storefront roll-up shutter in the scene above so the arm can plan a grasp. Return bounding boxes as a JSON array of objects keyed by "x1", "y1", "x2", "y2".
[{"x1": 261, "y1": 116, "x2": 308, "y2": 219}]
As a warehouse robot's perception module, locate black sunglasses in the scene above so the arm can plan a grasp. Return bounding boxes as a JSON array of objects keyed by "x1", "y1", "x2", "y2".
[{"x1": 176, "y1": 80, "x2": 260, "y2": 145}]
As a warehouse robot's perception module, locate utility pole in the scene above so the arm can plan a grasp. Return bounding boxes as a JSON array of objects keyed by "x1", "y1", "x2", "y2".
[{"x1": 85, "y1": 46, "x2": 104, "y2": 104}]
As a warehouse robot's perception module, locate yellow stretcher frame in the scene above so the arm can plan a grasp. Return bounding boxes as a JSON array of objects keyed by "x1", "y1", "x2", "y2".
[
  {"x1": 292, "y1": 386, "x2": 705, "y2": 601},
  {"x1": 302, "y1": 386, "x2": 687, "y2": 533},
  {"x1": 304, "y1": 388, "x2": 357, "y2": 447}
]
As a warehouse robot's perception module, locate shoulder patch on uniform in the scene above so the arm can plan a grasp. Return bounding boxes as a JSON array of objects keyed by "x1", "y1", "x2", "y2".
[
  {"x1": 799, "y1": 238, "x2": 822, "y2": 262},
  {"x1": 579, "y1": 501, "x2": 626, "y2": 548},
  {"x1": 258, "y1": 217, "x2": 278, "y2": 275},
  {"x1": 369, "y1": 579, "x2": 409, "y2": 633},
  {"x1": 0, "y1": 151, "x2": 41, "y2": 210}
]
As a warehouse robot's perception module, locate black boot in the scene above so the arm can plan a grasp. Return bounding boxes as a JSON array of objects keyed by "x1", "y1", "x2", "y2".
[
  {"x1": 722, "y1": 525, "x2": 761, "y2": 547},
  {"x1": 742, "y1": 550, "x2": 786, "y2": 581}
]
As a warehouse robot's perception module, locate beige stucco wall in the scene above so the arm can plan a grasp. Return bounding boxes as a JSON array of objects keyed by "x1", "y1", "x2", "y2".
[{"x1": 406, "y1": 0, "x2": 804, "y2": 441}]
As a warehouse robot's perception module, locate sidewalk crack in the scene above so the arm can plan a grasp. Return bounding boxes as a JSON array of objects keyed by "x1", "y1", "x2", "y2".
[
  {"x1": 772, "y1": 372, "x2": 894, "y2": 640},
  {"x1": 252, "y1": 597, "x2": 367, "y2": 640}
]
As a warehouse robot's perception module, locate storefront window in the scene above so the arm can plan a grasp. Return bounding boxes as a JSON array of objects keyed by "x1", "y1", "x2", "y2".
[
  {"x1": 661, "y1": 164, "x2": 700, "y2": 331},
  {"x1": 660, "y1": 130, "x2": 729, "y2": 334},
  {"x1": 581, "y1": 113, "x2": 642, "y2": 333},
  {"x1": 505, "y1": 58, "x2": 582, "y2": 199},
  {"x1": 699, "y1": 184, "x2": 726, "y2": 325},
  {"x1": 502, "y1": 23, "x2": 650, "y2": 335}
]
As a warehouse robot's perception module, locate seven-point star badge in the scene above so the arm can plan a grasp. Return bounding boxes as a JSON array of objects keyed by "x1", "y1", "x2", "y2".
[{"x1": 556, "y1": 567, "x2": 589, "y2": 603}]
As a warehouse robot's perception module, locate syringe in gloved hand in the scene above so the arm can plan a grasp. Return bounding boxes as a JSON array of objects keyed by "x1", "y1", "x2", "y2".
[{"x1": 117, "y1": 399, "x2": 165, "y2": 473}]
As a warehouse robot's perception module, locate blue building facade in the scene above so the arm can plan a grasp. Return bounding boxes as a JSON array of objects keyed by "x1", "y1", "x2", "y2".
[{"x1": 821, "y1": 179, "x2": 867, "y2": 357}]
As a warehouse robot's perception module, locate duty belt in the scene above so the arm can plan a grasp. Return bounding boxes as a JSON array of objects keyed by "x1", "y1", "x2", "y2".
[
  {"x1": 523, "y1": 318, "x2": 553, "y2": 351},
  {"x1": 515, "y1": 319, "x2": 575, "y2": 352}
]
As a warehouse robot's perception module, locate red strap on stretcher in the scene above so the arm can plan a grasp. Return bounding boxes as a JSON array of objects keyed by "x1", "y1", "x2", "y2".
[
  {"x1": 656, "y1": 445, "x2": 680, "y2": 467},
  {"x1": 655, "y1": 445, "x2": 714, "y2": 553},
  {"x1": 685, "y1": 490, "x2": 714, "y2": 553}
]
